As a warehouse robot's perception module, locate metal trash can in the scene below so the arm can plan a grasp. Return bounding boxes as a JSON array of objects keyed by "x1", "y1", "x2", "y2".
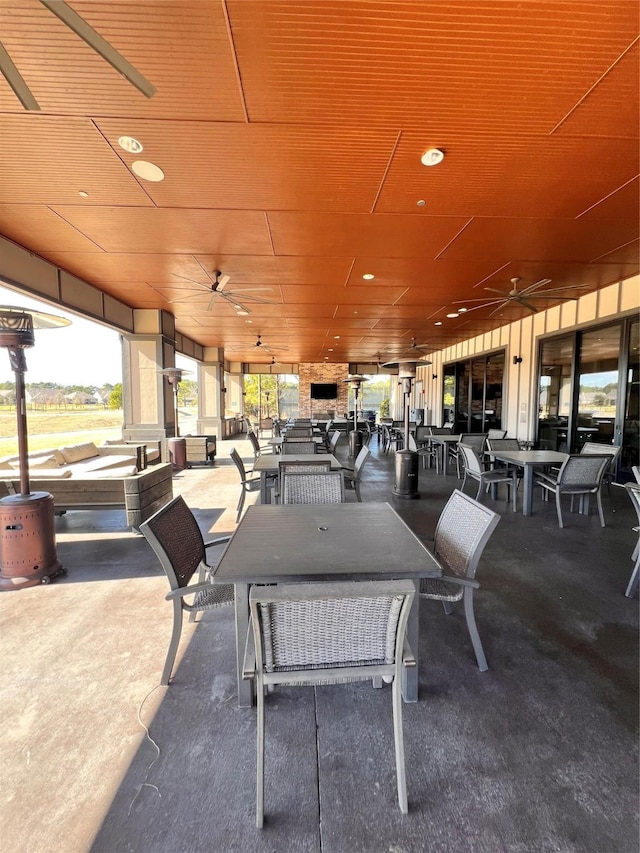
[
  {"x1": 392, "y1": 449, "x2": 420, "y2": 499},
  {"x1": 167, "y1": 437, "x2": 187, "y2": 471},
  {"x1": 348, "y1": 429, "x2": 363, "y2": 458}
]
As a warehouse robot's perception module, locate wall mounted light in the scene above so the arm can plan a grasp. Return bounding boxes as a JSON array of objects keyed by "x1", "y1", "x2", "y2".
[
  {"x1": 513, "y1": 356, "x2": 523, "y2": 365},
  {"x1": 432, "y1": 374, "x2": 438, "y2": 380}
]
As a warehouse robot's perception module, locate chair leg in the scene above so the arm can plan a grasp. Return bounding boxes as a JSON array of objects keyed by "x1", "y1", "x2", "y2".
[
  {"x1": 392, "y1": 674, "x2": 408, "y2": 813},
  {"x1": 463, "y1": 588, "x2": 488, "y2": 672},
  {"x1": 256, "y1": 674, "x2": 265, "y2": 828},
  {"x1": 161, "y1": 600, "x2": 184, "y2": 685},
  {"x1": 596, "y1": 490, "x2": 605, "y2": 527},
  {"x1": 555, "y1": 491, "x2": 564, "y2": 528},
  {"x1": 625, "y1": 554, "x2": 640, "y2": 598},
  {"x1": 236, "y1": 486, "x2": 246, "y2": 524}
]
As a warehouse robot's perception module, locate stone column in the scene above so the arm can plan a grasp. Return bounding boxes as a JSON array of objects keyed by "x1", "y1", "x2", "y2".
[
  {"x1": 196, "y1": 347, "x2": 225, "y2": 440},
  {"x1": 121, "y1": 310, "x2": 176, "y2": 459}
]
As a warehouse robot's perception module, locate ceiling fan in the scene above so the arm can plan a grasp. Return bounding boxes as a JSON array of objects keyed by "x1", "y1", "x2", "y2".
[
  {"x1": 169, "y1": 270, "x2": 275, "y2": 315},
  {"x1": 453, "y1": 277, "x2": 591, "y2": 316},
  {"x1": 384, "y1": 337, "x2": 435, "y2": 359}
]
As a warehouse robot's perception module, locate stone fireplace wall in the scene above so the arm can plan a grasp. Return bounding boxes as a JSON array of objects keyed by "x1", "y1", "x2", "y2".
[{"x1": 298, "y1": 362, "x2": 350, "y2": 418}]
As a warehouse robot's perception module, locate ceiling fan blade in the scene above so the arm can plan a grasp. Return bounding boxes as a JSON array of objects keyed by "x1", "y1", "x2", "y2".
[
  {"x1": 514, "y1": 298, "x2": 539, "y2": 313},
  {"x1": 455, "y1": 299, "x2": 503, "y2": 313},
  {"x1": 484, "y1": 287, "x2": 510, "y2": 295},
  {"x1": 523, "y1": 285, "x2": 591, "y2": 297},
  {"x1": 519, "y1": 278, "x2": 552, "y2": 295},
  {"x1": 171, "y1": 273, "x2": 211, "y2": 291},
  {"x1": 40, "y1": 0, "x2": 156, "y2": 98},
  {"x1": 488, "y1": 302, "x2": 510, "y2": 317},
  {"x1": 207, "y1": 293, "x2": 218, "y2": 312},
  {"x1": 216, "y1": 274, "x2": 231, "y2": 291}
]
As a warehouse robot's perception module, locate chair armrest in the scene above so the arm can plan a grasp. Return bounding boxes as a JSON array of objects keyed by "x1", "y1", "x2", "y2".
[
  {"x1": 442, "y1": 574, "x2": 480, "y2": 589},
  {"x1": 204, "y1": 536, "x2": 232, "y2": 549},
  {"x1": 242, "y1": 623, "x2": 256, "y2": 680},
  {"x1": 402, "y1": 637, "x2": 416, "y2": 669},
  {"x1": 165, "y1": 581, "x2": 214, "y2": 601}
]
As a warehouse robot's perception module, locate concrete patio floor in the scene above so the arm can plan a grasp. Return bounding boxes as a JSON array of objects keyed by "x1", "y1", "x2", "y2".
[{"x1": 1, "y1": 434, "x2": 638, "y2": 853}]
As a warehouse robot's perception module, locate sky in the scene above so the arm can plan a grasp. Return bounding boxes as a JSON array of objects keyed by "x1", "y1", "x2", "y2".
[{"x1": 0, "y1": 285, "x2": 197, "y2": 387}]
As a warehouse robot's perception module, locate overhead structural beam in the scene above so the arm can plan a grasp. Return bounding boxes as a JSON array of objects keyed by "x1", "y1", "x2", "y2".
[
  {"x1": 40, "y1": 0, "x2": 157, "y2": 99},
  {"x1": 0, "y1": 42, "x2": 40, "y2": 110}
]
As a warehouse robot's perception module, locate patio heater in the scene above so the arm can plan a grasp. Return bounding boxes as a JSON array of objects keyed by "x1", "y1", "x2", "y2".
[
  {"x1": 383, "y1": 358, "x2": 431, "y2": 499},
  {"x1": 160, "y1": 366, "x2": 192, "y2": 470},
  {"x1": 0, "y1": 306, "x2": 70, "y2": 589},
  {"x1": 343, "y1": 374, "x2": 367, "y2": 457}
]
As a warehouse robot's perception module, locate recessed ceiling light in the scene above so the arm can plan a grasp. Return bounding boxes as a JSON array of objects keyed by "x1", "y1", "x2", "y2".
[
  {"x1": 446, "y1": 312, "x2": 459, "y2": 318},
  {"x1": 417, "y1": 199, "x2": 426, "y2": 206},
  {"x1": 421, "y1": 148, "x2": 444, "y2": 166},
  {"x1": 362, "y1": 273, "x2": 375, "y2": 280},
  {"x1": 328, "y1": 348, "x2": 333, "y2": 352},
  {"x1": 235, "y1": 308, "x2": 249, "y2": 316},
  {"x1": 131, "y1": 160, "x2": 164, "y2": 182},
  {"x1": 78, "y1": 190, "x2": 89, "y2": 198},
  {"x1": 434, "y1": 321, "x2": 443, "y2": 326},
  {"x1": 458, "y1": 307, "x2": 468, "y2": 313},
  {"x1": 245, "y1": 320, "x2": 253, "y2": 324},
  {"x1": 118, "y1": 136, "x2": 143, "y2": 154},
  {"x1": 334, "y1": 335, "x2": 340, "y2": 339}
]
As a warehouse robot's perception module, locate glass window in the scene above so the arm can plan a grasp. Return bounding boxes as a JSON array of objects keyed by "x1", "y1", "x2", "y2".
[{"x1": 576, "y1": 325, "x2": 620, "y2": 448}]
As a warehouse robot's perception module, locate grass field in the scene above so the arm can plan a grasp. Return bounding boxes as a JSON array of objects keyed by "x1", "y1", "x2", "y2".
[{"x1": 0, "y1": 408, "x2": 124, "y2": 456}]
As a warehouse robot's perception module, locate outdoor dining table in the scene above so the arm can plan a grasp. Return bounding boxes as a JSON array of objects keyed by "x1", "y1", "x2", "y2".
[
  {"x1": 427, "y1": 434, "x2": 461, "y2": 475},
  {"x1": 253, "y1": 453, "x2": 341, "y2": 503},
  {"x1": 486, "y1": 450, "x2": 568, "y2": 516},
  {"x1": 212, "y1": 502, "x2": 442, "y2": 707}
]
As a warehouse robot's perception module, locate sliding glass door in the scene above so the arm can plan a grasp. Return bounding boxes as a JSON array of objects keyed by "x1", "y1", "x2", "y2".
[
  {"x1": 446, "y1": 351, "x2": 505, "y2": 433},
  {"x1": 537, "y1": 317, "x2": 638, "y2": 479}
]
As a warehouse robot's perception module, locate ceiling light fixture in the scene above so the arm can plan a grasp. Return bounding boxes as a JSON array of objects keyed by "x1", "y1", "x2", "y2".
[
  {"x1": 421, "y1": 148, "x2": 444, "y2": 166},
  {"x1": 334, "y1": 335, "x2": 340, "y2": 339},
  {"x1": 434, "y1": 321, "x2": 443, "y2": 326},
  {"x1": 458, "y1": 307, "x2": 468, "y2": 312},
  {"x1": 362, "y1": 273, "x2": 375, "y2": 280},
  {"x1": 131, "y1": 160, "x2": 164, "y2": 182},
  {"x1": 417, "y1": 199, "x2": 426, "y2": 206},
  {"x1": 78, "y1": 190, "x2": 89, "y2": 198},
  {"x1": 446, "y1": 312, "x2": 459, "y2": 318},
  {"x1": 118, "y1": 135, "x2": 143, "y2": 153}
]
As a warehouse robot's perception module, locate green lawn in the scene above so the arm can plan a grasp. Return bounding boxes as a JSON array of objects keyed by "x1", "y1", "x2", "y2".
[{"x1": 0, "y1": 407, "x2": 124, "y2": 457}]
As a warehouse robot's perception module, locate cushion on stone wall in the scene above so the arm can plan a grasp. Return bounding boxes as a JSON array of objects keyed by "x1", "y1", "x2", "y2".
[
  {"x1": 11, "y1": 454, "x2": 59, "y2": 470},
  {"x1": 78, "y1": 464, "x2": 137, "y2": 478},
  {"x1": 74, "y1": 455, "x2": 138, "y2": 474},
  {"x1": 60, "y1": 443, "x2": 100, "y2": 464}
]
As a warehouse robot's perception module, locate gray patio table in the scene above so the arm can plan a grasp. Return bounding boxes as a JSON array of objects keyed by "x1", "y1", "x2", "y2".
[
  {"x1": 487, "y1": 450, "x2": 568, "y2": 516},
  {"x1": 253, "y1": 453, "x2": 341, "y2": 503},
  {"x1": 427, "y1": 434, "x2": 461, "y2": 475},
  {"x1": 212, "y1": 502, "x2": 442, "y2": 707}
]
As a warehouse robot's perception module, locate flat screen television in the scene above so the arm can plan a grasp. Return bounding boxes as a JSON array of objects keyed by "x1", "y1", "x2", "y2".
[{"x1": 310, "y1": 382, "x2": 338, "y2": 400}]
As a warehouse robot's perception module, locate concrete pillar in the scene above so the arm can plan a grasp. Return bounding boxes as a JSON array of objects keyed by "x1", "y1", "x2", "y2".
[
  {"x1": 196, "y1": 347, "x2": 225, "y2": 440},
  {"x1": 121, "y1": 310, "x2": 177, "y2": 459}
]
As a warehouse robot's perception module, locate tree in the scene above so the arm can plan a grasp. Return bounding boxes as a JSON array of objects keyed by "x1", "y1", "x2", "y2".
[{"x1": 109, "y1": 383, "x2": 123, "y2": 409}]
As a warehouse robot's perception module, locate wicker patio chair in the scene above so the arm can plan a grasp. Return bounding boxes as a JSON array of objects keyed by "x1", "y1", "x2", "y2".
[
  {"x1": 459, "y1": 443, "x2": 518, "y2": 511},
  {"x1": 624, "y1": 483, "x2": 640, "y2": 598},
  {"x1": 281, "y1": 470, "x2": 345, "y2": 504},
  {"x1": 243, "y1": 579, "x2": 416, "y2": 826},
  {"x1": 580, "y1": 441, "x2": 622, "y2": 502},
  {"x1": 281, "y1": 440, "x2": 317, "y2": 455},
  {"x1": 534, "y1": 453, "x2": 611, "y2": 528},
  {"x1": 342, "y1": 444, "x2": 371, "y2": 502},
  {"x1": 247, "y1": 429, "x2": 272, "y2": 466},
  {"x1": 419, "y1": 489, "x2": 500, "y2": 671},
  {"x1": 139, "y1": 496, "x2": 234, "y2": 685},
  {"x1": 449, "y1": 433, "x2": 488, "y2": 478},
  {"x1": 230, "y1": 447, "x2": 265, "y2": 523},
  {"x1": 284, "y1": 427, "x2": 313, "y2": 438},
  {"x1": 487, "y1": 428, "x2": 508, "y2": 439},
  {"x1": 274, "y1": 459, "x2": 331, "y2": 502}
]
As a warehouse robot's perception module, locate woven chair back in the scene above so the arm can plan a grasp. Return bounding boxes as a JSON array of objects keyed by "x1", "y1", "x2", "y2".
[
  {"x1": 140, "y1": 496, "x2": 204, "y2": 590},
  {"x1": 487, "y1": 438, "x2": 521, "y2": 451},
  {"x1": 557, "y1": 454, "x2": 611, "y2": 490},
  {"x1": 625, "y1": 483, "x2": 640, "y2": 526},
  {"x1": 429, "y1": 426, "x2": 452, "y2": 435},
  {"x1": 487, "y1": 429, "x2": 508, "y2": 439},
  {"x1": 282, "y1": 441, "x2": 317, "y2": 455},
  {"x1": 230, "y1": 446, "x2": 248, "y2": 479},
  {"x1": 279, "y1": 460, "x2": 331, "y2": 475},
  {"x1": 434, "y1": 489, "x2": 500, "y2": 580},
  {"x1": 286, "y1": 428, "x2": 313, "y2": 437},
  {"x1": 353, "y1": 444, "x2": 371, "y2": 478},
  {"x1": 459, "y1": 433, "x2": 487, "y2": 452},
  {"x1": 459, "y1": 443, "x2": 483, "y2": 476},
  {"x1": 281, "y1": 470, "x2": 344, "y2": 504},
  {"x1": 247, "y1": 430, "x2": 261, "y2": 456}
]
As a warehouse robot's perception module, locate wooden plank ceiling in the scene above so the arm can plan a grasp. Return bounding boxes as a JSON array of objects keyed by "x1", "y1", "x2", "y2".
[{"x1": 0, "y1": 0, "x2": 638, "y2": 365}]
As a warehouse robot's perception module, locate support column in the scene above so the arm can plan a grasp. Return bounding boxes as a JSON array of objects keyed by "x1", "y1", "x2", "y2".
[
  {"x1": 121, "y1": 310, "x2": 177, "y2": 460},
  {"x1": 196, "y1": 347, "x2": 225, "y2": 441}
]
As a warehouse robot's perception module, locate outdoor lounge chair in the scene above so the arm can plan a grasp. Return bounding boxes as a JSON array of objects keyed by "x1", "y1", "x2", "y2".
[
  {"x1": 243, "y1": 579, "x2": 416, "y2": 826},
  {"x1": 420, "y1": 489, "x2": 500, "y2": 671},
  {"x1": 139, "y1": 496, "x2": 234, "y2": 686}
]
